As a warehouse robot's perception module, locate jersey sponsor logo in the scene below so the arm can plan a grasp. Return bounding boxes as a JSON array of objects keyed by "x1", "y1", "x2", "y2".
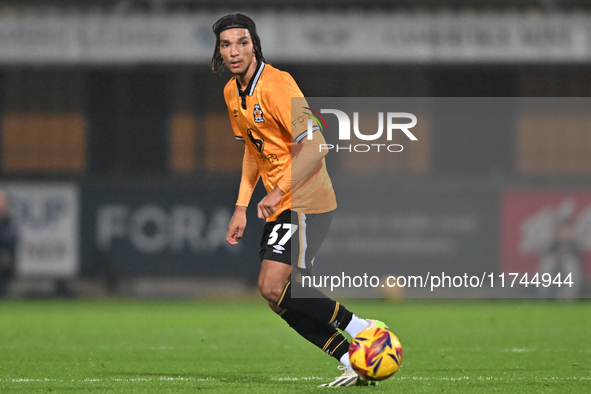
[
  {"x1": 247, "y1": 127, "x2": 279, "y2": 163},
  {"x1": 247, "y1": 128, "x2": 264, "y2": 153},
  {"x1": 254, "y1": 104, "x2": 264, "y2": 123},
  {"x1": 257, "y1": 152, "x2": 278, "y2": 163},
  {"x1": 272, "y1": 244, "x2": 285, "y2": 254}
]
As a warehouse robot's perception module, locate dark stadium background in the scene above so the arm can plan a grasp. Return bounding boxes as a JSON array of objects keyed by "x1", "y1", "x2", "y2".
[{"x1": 0, "y1": 0, "x2": 590, "y2": 298}]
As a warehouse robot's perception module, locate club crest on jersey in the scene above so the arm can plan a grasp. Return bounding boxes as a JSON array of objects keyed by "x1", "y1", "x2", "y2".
[
  {"x1": 254, "y1": 104, "x2": 264, "y2": 123},
  {"x1": 233, "y1": 109, "x2": 239, "y2": 117}
]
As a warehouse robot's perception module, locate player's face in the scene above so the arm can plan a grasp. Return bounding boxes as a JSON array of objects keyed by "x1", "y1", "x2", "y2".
[{"x1": 219, "y1": 28, "x2": 256, "y2": 79}]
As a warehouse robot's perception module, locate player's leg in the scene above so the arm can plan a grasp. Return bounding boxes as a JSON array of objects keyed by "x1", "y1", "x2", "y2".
[
  {"x1": 258, "y1": 210, "x2": 383, "y2": 386},
  {"x1": 257, "y1": 258, "x2": 290, "y2": 306},
  {"x1": 258, "y1": 259, "x2": 350, "y2": 364},
  {"x1": 273, "y1": 211, "x2": 380, "y2": 339},
  {"x1": 278, "y1": 305, "x2": 369, "y2": 387}
]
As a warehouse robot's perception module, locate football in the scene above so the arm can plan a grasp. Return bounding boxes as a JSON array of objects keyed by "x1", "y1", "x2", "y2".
[{"x1": 349, "y1": 327, "x2": 403, "y2": 381}]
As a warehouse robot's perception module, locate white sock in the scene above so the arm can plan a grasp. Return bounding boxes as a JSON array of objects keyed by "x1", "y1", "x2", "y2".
[
  {"x1": 339, "y1": 352, "x2": 350, "y2": 366},
  {"x1": 344, "y1": 314, "x2": 369, "y2": 338}
]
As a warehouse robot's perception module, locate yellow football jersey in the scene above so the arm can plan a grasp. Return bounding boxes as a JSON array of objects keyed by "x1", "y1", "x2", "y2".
[{"x1": 224, "y1": 62, "x2": 336, "y2": 221}]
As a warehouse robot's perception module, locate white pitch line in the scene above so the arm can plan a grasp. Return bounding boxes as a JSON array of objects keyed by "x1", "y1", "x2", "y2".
[
  {"x1": 2, "y1": 376, "x2": 590, "y2": 384},
  {"x1": 396, "y1": 376, "x2": 591, "y2": 382},
  {"x1": 8, "y1": 379, "x2": 56, "y2": 383},
  {"x1": 3, "y1": 377, "x2": 223, "y2": 384}
]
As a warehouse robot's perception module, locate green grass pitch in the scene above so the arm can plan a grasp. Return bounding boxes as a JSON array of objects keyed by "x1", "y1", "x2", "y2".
[{"x1": 0, "y1": 298, "x2": 589, "y2": 393}]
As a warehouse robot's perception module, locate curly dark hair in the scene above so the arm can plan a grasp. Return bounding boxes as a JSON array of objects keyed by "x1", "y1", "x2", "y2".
[{"x1": 211, "y1": 13, "x2": 266, "y2": 74}]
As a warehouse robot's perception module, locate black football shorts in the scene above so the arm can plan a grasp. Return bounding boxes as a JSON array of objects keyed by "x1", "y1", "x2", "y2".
[{"x1": 259, "y1": 209, "x2": 334, "y2": 271}]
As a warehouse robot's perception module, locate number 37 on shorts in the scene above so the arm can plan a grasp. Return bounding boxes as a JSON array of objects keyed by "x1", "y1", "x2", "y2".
[
  {"x1": 259, "y1": 209, "x2": 334, "y2": 270},
  {"x1": 267, "y1": 223, "x2": 298, "y2": 249}
]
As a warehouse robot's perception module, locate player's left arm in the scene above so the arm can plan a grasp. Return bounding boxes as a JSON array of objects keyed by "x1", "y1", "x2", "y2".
[
  {"x1": 276, "y1": 130, "x2": 327, "y2": 192},
  {"x1": 257, "y1": 185, "x2": 284, "y2": 219},
  {"x1": 273, "y1": 86, "x2": 327, "y2": 193},
  {"x1": 257, "y1": 119, "x2": 328, "y2": 219},
  {"x1": 257, "y1": 79, "x2": 325, "y2": 219},
  {"x1": 229, "y1": 147, "x2": 261, "y2": 243}
]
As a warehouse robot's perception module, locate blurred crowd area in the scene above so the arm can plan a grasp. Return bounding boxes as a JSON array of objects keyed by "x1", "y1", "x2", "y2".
[
  {"x1": 0, "y1": 0, "x2": 589, "y2": 298},
  {"x1": 6, "y1": 67, "x2": 591, "y2": 178},
  {"x1": 1, "y1": 0, "x2": 591, "y2": 13},
  {"x1": 0, "y1": 1, "x2": 589, "y2": 179},
  {"x1": 2, "y1": 0, "x2": 591, "y2": 13}
]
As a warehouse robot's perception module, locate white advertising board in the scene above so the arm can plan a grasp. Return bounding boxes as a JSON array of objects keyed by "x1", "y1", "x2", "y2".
[{"x1": 1, "y1": 183, "x2": 79, "y2": 278}]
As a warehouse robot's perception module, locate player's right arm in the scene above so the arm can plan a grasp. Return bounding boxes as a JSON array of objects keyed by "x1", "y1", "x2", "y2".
[{"x1": 226, "y1": 146, "x2": 260, "y2": 245}]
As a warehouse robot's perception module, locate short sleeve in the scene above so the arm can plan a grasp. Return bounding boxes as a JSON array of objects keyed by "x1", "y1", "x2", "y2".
[
  {"x1": 224, "y1": 80, "x2": 244, "y2": 142},
  {"x1": 267, "y1": 73, "x2": 319, "y2": 144},
  {"x1": 227, "y1": 106, "x2": 244, "y2": 142}
]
